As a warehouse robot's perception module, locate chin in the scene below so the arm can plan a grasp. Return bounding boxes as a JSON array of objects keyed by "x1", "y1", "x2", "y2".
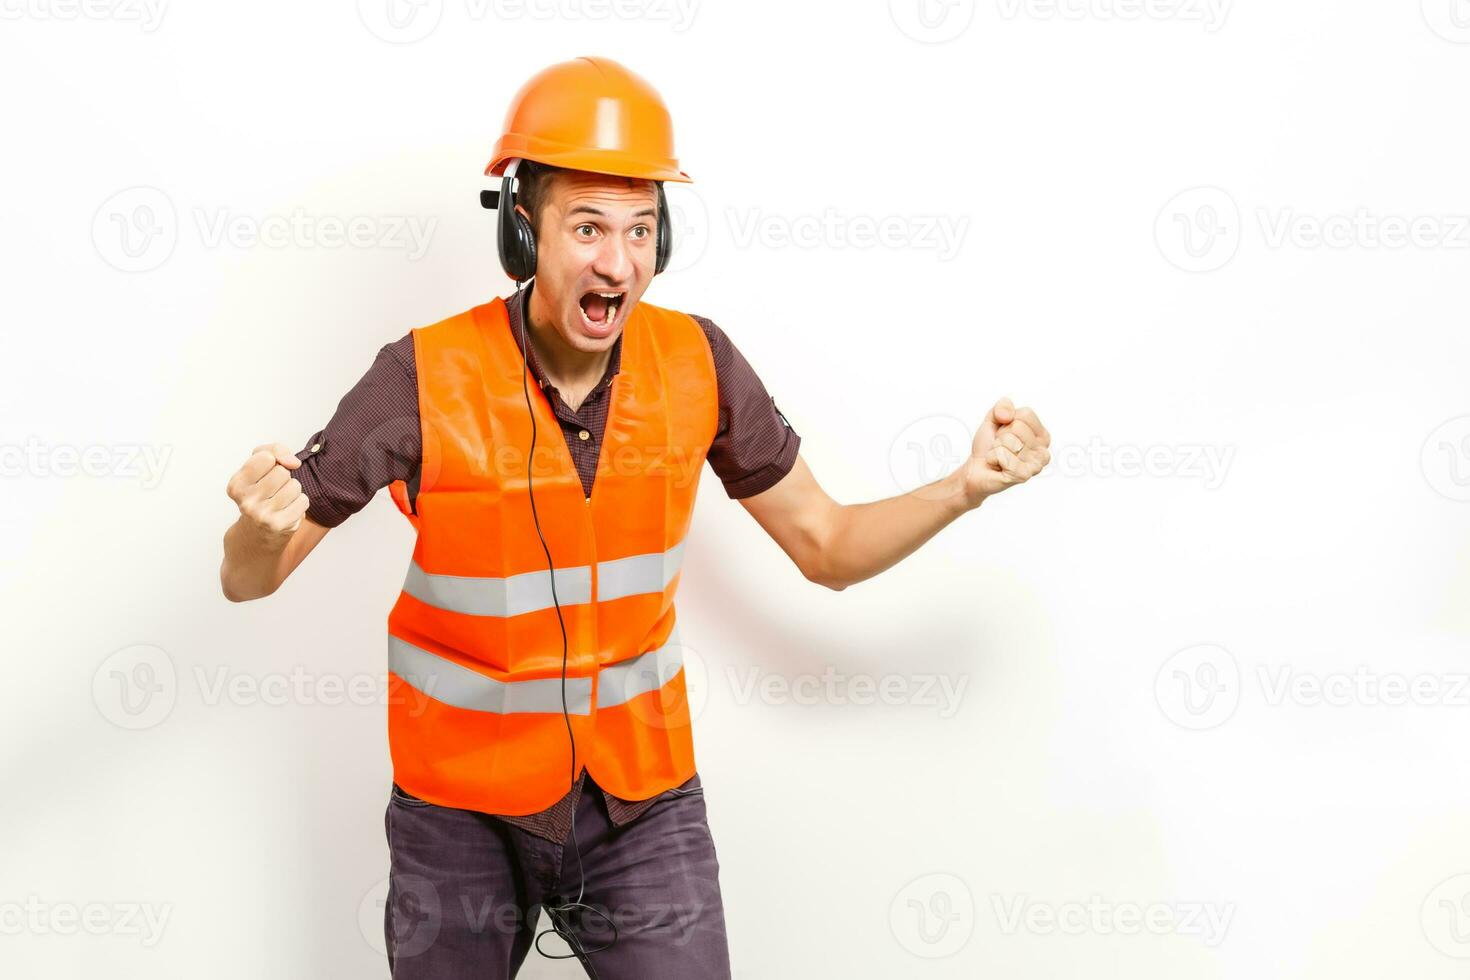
[{"x1": 559, "y1": 312, "x2": 619, "y2": 349}]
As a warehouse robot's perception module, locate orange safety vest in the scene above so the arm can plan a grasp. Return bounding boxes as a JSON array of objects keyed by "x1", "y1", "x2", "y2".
[{"x1": 383, "y1": 295, "x2": 718, "y2": 816}]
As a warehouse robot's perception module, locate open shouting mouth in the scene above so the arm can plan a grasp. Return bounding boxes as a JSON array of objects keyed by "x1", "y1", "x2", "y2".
[{"x1": 578, "y1": 290, "x2": 625, "y2": 338}]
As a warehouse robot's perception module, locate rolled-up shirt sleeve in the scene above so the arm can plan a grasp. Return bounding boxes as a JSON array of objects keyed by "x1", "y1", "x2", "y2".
[
  {"x1": 690, "y1": 315, "x2": 801, "y2": 499},
  {"x1": 293, "y1": 334, "x2": 421, "y2": 528}
]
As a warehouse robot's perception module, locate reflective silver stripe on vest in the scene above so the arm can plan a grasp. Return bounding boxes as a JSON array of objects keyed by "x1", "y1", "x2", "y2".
[
  {"x1": 387, "y1": 629, "x2": 685, "y2": 716},
  {"x1": 403, "y1": 541, "x2": 684, "y2": 618},
  {"x1": 597, "y1": 540, "x2": 686, "y2": 603},
  {"x1": 389, "y1": 636, "x2": 592, "y2": 715},
  {"x1": 403, "y1": 561, "x2": 592, "y2": 618},
  {"x1": 597, "y1": 628, "x2": 685, "y2": 709}
]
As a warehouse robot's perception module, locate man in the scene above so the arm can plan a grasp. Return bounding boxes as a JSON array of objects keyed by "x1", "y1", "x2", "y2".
[{"x1": 220, "y1": 57, "x2": 1050, "y2": 979}]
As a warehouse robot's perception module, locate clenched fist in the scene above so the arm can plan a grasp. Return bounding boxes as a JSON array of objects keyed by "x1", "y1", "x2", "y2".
[
  {"x1": 226, "y1": 442, "x2": 310, "y2": 538},
  {"x1": 962, "y1": 397, "x2": 1051, "y2": 506}
]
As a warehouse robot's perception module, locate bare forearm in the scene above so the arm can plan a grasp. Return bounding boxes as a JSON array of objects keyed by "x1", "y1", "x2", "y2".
[
  {"x1": 220, "y1": 516, "x2": 292, "y2": 602},
  {"x1": 743, "y1": 403, "x2": 1049, "y2": 593},
  {"x1": 809, "y1": 468, "x2": 976, "y2": 591}
]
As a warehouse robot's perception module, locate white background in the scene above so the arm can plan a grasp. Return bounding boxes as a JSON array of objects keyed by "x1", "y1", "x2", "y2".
[{"x1": 3, "y1": 0, "x2": 1469, "y2": 977}]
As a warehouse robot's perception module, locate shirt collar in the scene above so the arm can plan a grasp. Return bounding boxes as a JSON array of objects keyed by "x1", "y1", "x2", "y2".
[{"x1": 508, "y1": 280, "x2": 623, "y2": 394}]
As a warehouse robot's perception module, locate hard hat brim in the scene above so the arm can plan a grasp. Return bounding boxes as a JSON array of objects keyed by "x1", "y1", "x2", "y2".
[{"x1": 487, "y1": 134, "x2": 692, "y2": 184}]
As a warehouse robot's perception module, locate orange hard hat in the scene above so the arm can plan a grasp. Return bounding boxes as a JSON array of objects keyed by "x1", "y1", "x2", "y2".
[{"x1": 486, "y1": 57, "x2": 692, "y2": 184}]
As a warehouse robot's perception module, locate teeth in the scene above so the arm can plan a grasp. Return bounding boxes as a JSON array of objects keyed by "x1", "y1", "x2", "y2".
[{"x1": 584, "y1": 291, "x2": 623, "y2": 327}]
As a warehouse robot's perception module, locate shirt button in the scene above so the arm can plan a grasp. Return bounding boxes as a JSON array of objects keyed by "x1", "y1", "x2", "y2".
[
  {"x1": 578, "y1": 429, "x2": 590, "y2": 441},
  {"x1": 309, "y1": 443, "x2": 321, "y2": 453}
]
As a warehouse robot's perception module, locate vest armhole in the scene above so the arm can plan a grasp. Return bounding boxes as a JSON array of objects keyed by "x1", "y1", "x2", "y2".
[
  {"x1": 408, "y1": 322, "x2": 435, "y2": 515},
  {"x1": 679, "y1": 311, "x2": 721, "y2": 449}
]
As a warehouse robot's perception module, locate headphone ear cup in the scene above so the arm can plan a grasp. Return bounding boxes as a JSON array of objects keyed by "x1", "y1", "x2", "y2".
[
  {"x1": 654, "y1": 182, "x2": 673, "y2": 275},
  {"x1": 513, "y1": 210, "x2": 537, "y2": 280},
  {"x1": 496, "y1": 171, "x2": 537, "y2": 281}
]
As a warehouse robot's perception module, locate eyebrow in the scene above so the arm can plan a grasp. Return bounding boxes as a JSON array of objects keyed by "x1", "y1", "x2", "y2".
[{"x1": 567, "y1": 205, "x2": 657, "y2": 219}]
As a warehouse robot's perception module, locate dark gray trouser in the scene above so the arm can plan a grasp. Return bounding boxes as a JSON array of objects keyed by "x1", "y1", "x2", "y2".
[{"x1": 383, "y1": 772, "x2": 732, "y2": 979}]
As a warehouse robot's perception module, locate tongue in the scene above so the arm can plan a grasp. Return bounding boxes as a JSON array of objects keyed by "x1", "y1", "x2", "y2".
[{"x1": 583, "y1": 293, "x2": 610, "y2": 322}]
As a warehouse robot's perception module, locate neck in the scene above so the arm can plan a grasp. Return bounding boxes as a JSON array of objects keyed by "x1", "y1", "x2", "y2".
[{"x1": 524, "y1": 283, "x2": 611, "y2": 396}]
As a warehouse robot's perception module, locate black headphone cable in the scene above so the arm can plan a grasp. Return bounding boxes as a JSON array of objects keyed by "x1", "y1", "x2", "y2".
[{"x1": 513, "y1": 277, "x2": 619, "y2": 973}]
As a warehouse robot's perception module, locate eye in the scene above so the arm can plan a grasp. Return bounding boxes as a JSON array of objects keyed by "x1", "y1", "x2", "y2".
[
  {"x1": 630, "y1": 225, "x2": 650, "y2": 241},
  {"x1": 575, "y1": 224, "x2": 597, "y2": 239}
]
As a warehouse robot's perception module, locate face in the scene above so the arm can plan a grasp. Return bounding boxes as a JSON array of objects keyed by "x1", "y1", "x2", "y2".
[{"x1": 519, "y1": 170, "x2": 659, "y2": 353}]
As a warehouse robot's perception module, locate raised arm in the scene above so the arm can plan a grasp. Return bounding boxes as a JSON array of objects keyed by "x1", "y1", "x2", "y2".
[
  {"x1": 221, "y1": 443, "x2": 330, "y2": 602},
  {"x1": 218, "y1": 336, "x2": 421, "y2": 602},
  {"x1": 739, "y1": 398, "x2": 1051, "y2": 591}
]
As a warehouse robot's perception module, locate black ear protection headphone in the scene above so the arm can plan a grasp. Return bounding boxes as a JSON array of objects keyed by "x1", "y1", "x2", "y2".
[{"x1": 480, "y1": 156, "x2": 674, "y2": 281}]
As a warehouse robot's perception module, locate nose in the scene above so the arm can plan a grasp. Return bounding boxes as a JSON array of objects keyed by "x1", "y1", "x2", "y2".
[{"x1": 590, "y1": 232, "x2": 635, "y2": 285}]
